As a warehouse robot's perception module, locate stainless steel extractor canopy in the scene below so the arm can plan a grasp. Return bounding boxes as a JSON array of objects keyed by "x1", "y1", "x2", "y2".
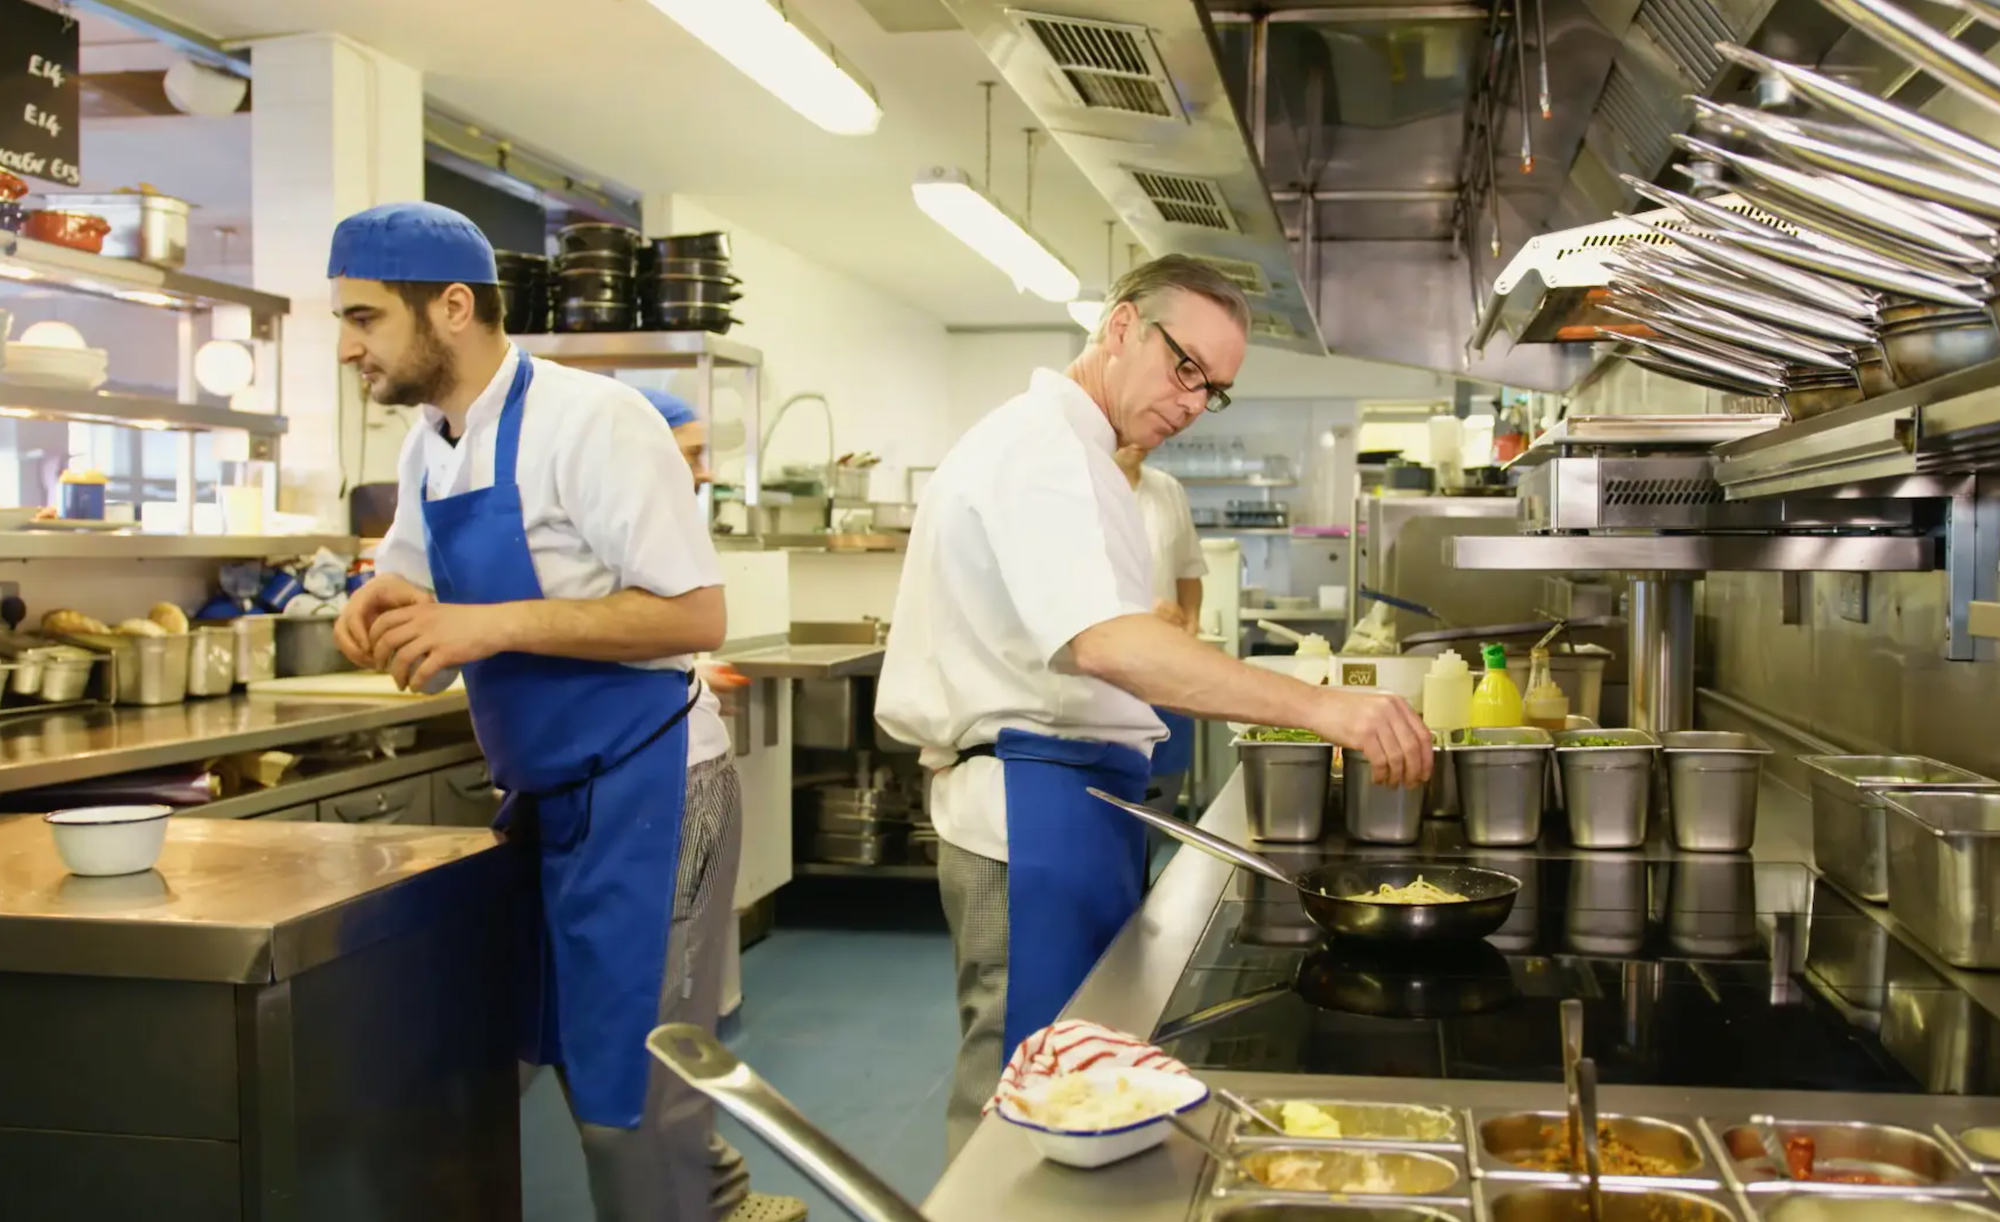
[{"x1": 925, "y1": 0, "x2": 1986, "y2": 390}]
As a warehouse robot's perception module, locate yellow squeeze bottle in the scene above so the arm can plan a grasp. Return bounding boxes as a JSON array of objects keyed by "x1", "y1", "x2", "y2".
[{"x1": 1467, "y1": 642, "x2": 1524, "y2": 728}]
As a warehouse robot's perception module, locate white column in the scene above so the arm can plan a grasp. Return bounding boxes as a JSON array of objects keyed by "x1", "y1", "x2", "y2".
[{"x1": 249, "y1": 33, "x2": 424, "y2": 528}]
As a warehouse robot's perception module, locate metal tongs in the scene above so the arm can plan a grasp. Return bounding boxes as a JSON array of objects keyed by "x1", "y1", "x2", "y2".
[
  {"x1": 1561, "y1": 998, "x2": 1585, "y2": 1172},
  {"x1": 1579, "y1": 1056, "x2": 1606, "y2": 1222}
]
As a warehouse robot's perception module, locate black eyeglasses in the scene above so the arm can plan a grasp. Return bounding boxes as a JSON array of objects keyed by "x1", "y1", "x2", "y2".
[{"x1": 1153, "y1": 321, "x2": 1232, "y2": 412}]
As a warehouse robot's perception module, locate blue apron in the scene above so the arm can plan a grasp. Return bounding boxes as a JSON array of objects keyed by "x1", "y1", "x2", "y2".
[
  {"x1": 1150, "y1": 709, "x2": 1196, "y2": 778},
  {"x1": 998, "y1": 727, "x2": 1152, "y2": 1058},
  {"x1": 421, "y1": 350, "x2": 695, "y2": 1129}
]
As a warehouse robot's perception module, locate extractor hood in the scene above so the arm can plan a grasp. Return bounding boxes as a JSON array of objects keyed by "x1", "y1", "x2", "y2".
[{"x1": 929, "y1": 0, "x2": 1959, "y2": 389}]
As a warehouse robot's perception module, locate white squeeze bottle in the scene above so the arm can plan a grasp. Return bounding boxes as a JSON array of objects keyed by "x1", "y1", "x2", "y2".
[
  {"x1": 1421, "y1": 649, "x2": 1474, "y2": 733},
  {"x1": 1292, "y1": 633, "x2": 1333, "y2": 687}
]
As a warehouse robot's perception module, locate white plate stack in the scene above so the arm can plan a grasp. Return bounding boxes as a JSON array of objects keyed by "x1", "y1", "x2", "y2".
[{"x1": 2, "y1": 344, "x2": 109, "y2": 391}]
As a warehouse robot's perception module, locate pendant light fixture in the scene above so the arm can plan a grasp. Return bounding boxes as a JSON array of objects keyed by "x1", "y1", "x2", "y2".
[
  {"x1": 650, "y1": 0, "x2": 881, "y2": 136},
  {"x1": 912, "y1": 82, "x2": 1079, "y2": 304}
]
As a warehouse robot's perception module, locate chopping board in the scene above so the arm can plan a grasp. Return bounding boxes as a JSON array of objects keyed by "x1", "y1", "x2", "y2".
[{"x1": 247, "y1": 672, "x2": 464, "y2": 699}]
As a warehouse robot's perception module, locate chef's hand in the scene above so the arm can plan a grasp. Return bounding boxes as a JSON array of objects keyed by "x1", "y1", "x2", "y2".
[
  {"x1": 696, "y1": 660, "x2": 750, "y2": 716},
  {"x1": 367, "y1": 601, "x2": 515, "y2": 692},
  {"x1": 1308, "y1": 688, "x2": 1432, "y2": 789},
  {"x1": 336, "y1": 573, "x2": 432, "y2": 668},
  {"x1": 1152, "y1": 599, "x2": 1190, "y2": 631}
]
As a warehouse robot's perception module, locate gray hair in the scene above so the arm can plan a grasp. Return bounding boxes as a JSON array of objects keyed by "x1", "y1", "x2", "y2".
[{"x1": 1092, "y1": 253, "x2": 1250, "y2": 341}]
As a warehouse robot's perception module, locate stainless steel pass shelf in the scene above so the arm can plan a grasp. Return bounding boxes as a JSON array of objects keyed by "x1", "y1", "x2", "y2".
[
  {"x1": 1449, "y1": 534, "x2": 1934, "y2": 572},
  {"x1": 512, "y1": 331, "x2": 763, "y2": 369},
  {"x1": 0, "y1": 233, "x2": 290, "y2": 326},
  {"x1": 793, "y1": 862, "x2": 937, "y2": 881},
  {"x1": 0, "y1": 379, "x2": 288, "y2": 437},
  {"x1": 0, "y1": 531, "x2": 355, "y2": 560}
]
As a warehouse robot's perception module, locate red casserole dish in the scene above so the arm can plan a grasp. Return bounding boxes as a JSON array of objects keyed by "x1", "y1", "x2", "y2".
[
  {"x1": 0, "y1": 171, "x2": 26, "y2": 202},
  {"x1": 23, "y1": 210, "x2": 112, "y2": 253}
]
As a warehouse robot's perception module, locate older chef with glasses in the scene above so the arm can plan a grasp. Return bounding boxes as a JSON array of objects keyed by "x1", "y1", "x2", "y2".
[{"x1": 877, "y1": 254, "x2": 1434, "y2": 1158}]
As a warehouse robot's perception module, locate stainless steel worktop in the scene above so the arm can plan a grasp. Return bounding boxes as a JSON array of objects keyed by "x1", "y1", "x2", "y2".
[
  {"x1": 921, "y1": 770, "x2": 2000, "y2": 1222},
  {"x1": 720, "y1": 642, "x2": 886, "y2": 680},
  {"x1": 0, "y1": 690, "x2": 468, "y2": 797},
  {"x1": 0, "y1": 816, "x2": 506, "y2": 983}
]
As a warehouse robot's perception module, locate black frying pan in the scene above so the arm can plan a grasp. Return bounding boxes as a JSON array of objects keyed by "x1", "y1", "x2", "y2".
[{"x1": 1090, "y1": 788, "x2": 1521, "y2": 944}]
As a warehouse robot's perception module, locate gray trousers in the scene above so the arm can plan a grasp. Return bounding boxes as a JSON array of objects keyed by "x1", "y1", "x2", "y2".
[
  {"x1": 937, "y1": 841, "x2": 1013, "y2": 1162},
  {"x1": 522, "y1": 755, "x2": 748, "y2": 1222}
]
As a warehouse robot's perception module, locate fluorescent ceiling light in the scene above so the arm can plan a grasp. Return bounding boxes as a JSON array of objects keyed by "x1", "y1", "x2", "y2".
[
  {"x1": 650, "y1": 0, "x2": 881, "y2": 136},
  {"x1": 912, "y1": 167, "x2": 1080, "y2": 304},
  {"x1": 1067, "y1": 299, "x2": 1104, "y2": 331}
]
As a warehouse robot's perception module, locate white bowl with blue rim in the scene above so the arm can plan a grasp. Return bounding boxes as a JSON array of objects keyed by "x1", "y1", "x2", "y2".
[
  {"x1": 995, "y1": 1066, "x2": 1209, "y2": 1168},
  {"x1": 44, "y1": 805, "x2": 172, "y2": 876}
]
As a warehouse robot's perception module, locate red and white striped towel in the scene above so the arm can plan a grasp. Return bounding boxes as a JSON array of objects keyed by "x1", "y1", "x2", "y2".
[{"x1": 982, "y1": 1021, "x2": 1190, "y2": 1114}]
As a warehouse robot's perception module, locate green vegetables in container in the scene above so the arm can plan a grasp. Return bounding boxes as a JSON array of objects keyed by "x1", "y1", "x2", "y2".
[{"x1": 1243, "y1": 726, "x2": 1325, "y2": 743}]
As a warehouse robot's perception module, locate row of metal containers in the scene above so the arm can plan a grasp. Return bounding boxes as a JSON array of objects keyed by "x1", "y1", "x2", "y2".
[
  {"x1": 1239, "y1": 728, "x2": 1773, "y2": 853},
  {"x1": 1192, "y1": 1093, "x2": 2000, "y2": 1221},
  {"x1": 1801, "y1": 755, "x2": 2000, "y2": 972},
  {"x1": 22, "y1": 615, "x2": 333, "y2": 707}
]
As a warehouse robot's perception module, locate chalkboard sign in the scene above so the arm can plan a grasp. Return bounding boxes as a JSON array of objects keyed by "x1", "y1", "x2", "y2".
[{"x1": 0, "y1": 0, "x2": 79, "y2": 187}]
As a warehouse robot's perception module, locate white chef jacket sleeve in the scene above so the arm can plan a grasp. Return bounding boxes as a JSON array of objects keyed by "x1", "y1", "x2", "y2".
[
  {"x1": 1167, "y1": 476, "x2": 1208, "y2": 580},
  {"x1": 982, "y1": 439, "x2": 1152, "y2": 663},
  {"x1": 372, "y1": 422, "x2": 434, "y2": 590},
  {"x1": 554, "y1": 386, "x2": 723, "y2": 597}
]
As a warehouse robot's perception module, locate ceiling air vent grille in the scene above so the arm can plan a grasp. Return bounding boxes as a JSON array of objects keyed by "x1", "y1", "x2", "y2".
[
  {"x1": 1633, "y1": 0, "x2": 1732, "y2": 89},
  {"x1": 1596, "y1": 64, "x2": 1678, "y2": 176},
  {"x1": 1192, "y1": 255, "x2": 1270, "y2": 295},
  {"x1": 1013, "y1": 10, "x2": 1184, "y2": 120},
  {"x1": 1132, "y1": 170, "x2": 1239, "y2": 232},
  {"x1": 1249, "y1": 311, "x2": 1299, "y2": 341}
]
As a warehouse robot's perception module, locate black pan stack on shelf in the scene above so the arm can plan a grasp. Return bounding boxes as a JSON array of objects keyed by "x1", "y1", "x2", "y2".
[
  {"x1": 554, "y1": 223, "x2": 640, "y2": 333},
  {"x1": 495, "y1": 251, "x2": 551, "y2": 334},
  {"x1": 642, "y1": 231, "x2": 742, "y2": 334}
]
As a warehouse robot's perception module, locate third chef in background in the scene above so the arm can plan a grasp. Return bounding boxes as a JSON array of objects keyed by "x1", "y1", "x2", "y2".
[{"x1": 876, "y1": 254, "x2": 1434, "y2": 1159}]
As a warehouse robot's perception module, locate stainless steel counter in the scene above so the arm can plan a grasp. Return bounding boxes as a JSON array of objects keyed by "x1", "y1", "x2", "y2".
[
  {"x1": 720, "y1": 642, "x2": 886, "y2": 679},
  {"x1": 921, "y1": 769, "x2": 2000, "y2": 1222},
  {"x1": 0, "y1": 690, "x2": 467, "y2": 796},
  {"x1": 0, "y1": 816, "x2": 505, "y2": 982}
]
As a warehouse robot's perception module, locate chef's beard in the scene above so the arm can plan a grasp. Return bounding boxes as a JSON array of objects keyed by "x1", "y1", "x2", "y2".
[{"x1": 369, "y1": 314, "x2": 457, "y2": 407}]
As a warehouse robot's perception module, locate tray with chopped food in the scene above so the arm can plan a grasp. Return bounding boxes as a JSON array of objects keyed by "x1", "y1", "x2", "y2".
[
  {"x1": 1222, "y1": 1098, "x2": 1463, "y2": 1150},
  {"x1": 1235, "y1": 725, "x2": 1329, "y2": 744},
  {"x1": 1472, "y1": 1109, "x2": 1721, "y2": 1188},
  {"x1": 1208, "y1": 1143, "x2": 1470, "y2": 1200},
  {"x1": 1479, "y1": 1181, "x2": 1747, "y2": 1222},
  {"x1": 1201, "y1": 1196, "x2": 1472, "y2": 1221},
  {"x1": 1717, "y1": 1119, "x2": 1985, "y2": 1196}
]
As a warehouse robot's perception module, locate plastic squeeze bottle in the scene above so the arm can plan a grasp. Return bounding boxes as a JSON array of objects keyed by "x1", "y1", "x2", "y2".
[
  {"x1": 1421, "y1": 649, "x2": 1474, "y2": 734},
  {"x1": 1467, "y1": 642, "x2": 1524, "y2": 728},
  {"x1": 1523, "y1": 646, "x2": 1570, "y2": 731},
  {"x1": 1291, "y1": 633, "x2": 1333, "y2": 686}
]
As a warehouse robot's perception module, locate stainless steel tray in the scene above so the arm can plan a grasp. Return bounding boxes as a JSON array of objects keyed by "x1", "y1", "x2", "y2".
[
  {"x1": 1217, "y1": 1097, "x2": 1463, "y2": 1151},
  {"x1": 1479, "y1": 1182, "x2": 1746, "y2": 1220},
  {"x1": 1468, "y1": 1108, "x2": 1724, "y2": 1190},
  {"x1": 1712, "y1": 1115, "x2": 1986, "y2": 1197}
]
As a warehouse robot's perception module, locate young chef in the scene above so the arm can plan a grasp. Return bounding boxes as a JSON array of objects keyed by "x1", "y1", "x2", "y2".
[
  {"x1": 638, "y1": 387, "x2": 715, "y2": 487},
  {"x1": 326, "y1": 202, "x2": 783, "y2": 1222},
  {"x1": 1114, "y1": 440, "x2": 1206, "y2": 814},
  {"x1": 876, "y1": 254, "x2": 1434, "y2": 1158}
]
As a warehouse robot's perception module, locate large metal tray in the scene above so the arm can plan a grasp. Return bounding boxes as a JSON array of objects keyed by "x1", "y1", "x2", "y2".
[{"x1": 1468, "y1": 1108, "x2": 1723, "y2": 1190}]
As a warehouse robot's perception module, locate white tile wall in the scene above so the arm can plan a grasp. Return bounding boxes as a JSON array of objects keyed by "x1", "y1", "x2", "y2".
[{"x1": 787, "y1": 551, "x2": 903, "y2": 623}]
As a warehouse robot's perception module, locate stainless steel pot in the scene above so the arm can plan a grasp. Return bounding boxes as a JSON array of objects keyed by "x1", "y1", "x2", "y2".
[{"x1": 1880, "y1": 312, "x2": 2000, "y2": 385}]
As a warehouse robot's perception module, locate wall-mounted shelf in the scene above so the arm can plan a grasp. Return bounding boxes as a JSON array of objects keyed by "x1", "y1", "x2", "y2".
[
  {"x1": 1449, "y1": 534, "x2": 1934, "y2": 572},
  {"x1": 513, "y1": 331, "x2": 762, "y2": 369},
  {"x1": 1177, "y1": 476, "x2": 1297, "y2": 488},
  {"x1": 0, "y1": 235, "x2": 289, "y2": 330},
  {"x1": 0, "y1": 532, "x2": 355, "y2": 561},
  {"x1": 0, "y1": 382, "x2": 288, "y2": 437},
  {"x1": 1198, "y1": 525, "x2": 1294, "y2": 536}
]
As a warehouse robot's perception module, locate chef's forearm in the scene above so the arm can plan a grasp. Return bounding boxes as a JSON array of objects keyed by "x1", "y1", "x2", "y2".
[
  {"x1": 1069, "y1": 614, "x2": 1319, "y2": 726},
  {"x1": 497, "y1": 586, "x2": 726, "y2": 662}
]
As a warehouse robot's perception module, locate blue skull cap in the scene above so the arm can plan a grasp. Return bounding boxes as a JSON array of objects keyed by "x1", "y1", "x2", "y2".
[{"x1": 327, "y1": 201, "x2": 499, "y2": 285}]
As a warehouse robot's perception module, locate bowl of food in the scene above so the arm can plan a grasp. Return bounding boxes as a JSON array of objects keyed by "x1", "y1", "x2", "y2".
[
  {"x1": 44, "y1": 805, "x2": 172, "y2": 876},
  {"x1": 996, "y1": 1067, "x2": 1209, "y2": 1168}
]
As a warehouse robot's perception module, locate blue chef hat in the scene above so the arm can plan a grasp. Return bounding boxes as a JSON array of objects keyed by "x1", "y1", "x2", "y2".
[
  {"x1": 327, "y1": 201, "x2": 499, "y2": 284},
  {"x1": 639, "y1": 388, "x2": 700, "y2": 429}
]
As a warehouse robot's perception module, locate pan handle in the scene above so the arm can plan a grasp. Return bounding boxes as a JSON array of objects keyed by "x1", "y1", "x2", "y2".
[
  {"x1": 647, "y1": 1024, "x2": 929, "y2": 1222},
  {"x1": 1087, "y1": 787, "x2": 1296, "y2": 887}
]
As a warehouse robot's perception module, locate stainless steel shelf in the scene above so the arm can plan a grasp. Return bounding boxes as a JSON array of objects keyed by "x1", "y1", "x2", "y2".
[
  {"x1": 1178, "y1": 476, "x2": 1297, "y2": 488},
  {"x1": 793, "y1": 861, "x2": 938, "y2": 881},
  {"x1": 0, "y1": 532, "x2": 355, "y2": 560},
  {"x1": 1448, "y1": 534, "x2": 1935, "y2": 572},
  {"x1": 0, "y1": 234, "x2": 289, "y2": 323},
  {"x1": 0, "y1": 381, "x2": 289, "y2": 436},
  {"x1": 1198, "y1": 525, "x2": 1293, "y2": 535},
  {"x1": 512, "y1": 331, "x2": 763, "y2": 369}
]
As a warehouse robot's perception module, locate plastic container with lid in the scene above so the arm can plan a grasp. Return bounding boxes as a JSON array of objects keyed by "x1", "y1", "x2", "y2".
[
  {"x1": 1468, "y1": 643, "x2": 1523, "y2": 728},
  {"x1": 1523, "y1": 646, "x2": 1570, "y2": 731},
  {"x1": 1421, "y1": 649, "x2": 1473, "y2": 733}
]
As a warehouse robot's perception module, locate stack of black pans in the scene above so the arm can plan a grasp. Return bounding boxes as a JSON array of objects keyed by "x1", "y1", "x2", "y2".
[
  {"x1": 640, "y1": 231, "x2": 742, "y2": 333},
  {"x1": 555, "y1": 223, "x2": 641, "y2": 332},
  {"x1": 496, "y1": 251, "x2": 550, "y2": 334}
]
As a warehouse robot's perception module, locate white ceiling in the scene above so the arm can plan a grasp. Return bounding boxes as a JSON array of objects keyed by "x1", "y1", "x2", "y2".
[{"x1": 88, "y1": 0, "x2": 1126, "y2": 327}]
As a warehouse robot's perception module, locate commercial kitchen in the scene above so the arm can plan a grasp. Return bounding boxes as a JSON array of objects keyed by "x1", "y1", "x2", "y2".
[{"x1": 6, "y1": 0, "x2": 2000, "y2": 1219}]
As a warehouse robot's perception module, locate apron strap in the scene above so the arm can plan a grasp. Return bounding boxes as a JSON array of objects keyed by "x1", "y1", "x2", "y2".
[{"x1": 419, "y1": 346, "x2": 535, "y2": 501}]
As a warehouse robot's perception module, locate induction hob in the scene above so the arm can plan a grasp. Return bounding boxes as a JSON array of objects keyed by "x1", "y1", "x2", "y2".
[{"x1": 1153, "y1": 857, "x2": 2000, "y2": 1096}]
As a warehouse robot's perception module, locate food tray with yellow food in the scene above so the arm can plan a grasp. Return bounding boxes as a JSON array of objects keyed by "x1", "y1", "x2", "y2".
[{"x1": 1220, "y1": 1098, "x2": 1464, "y2": 1151}]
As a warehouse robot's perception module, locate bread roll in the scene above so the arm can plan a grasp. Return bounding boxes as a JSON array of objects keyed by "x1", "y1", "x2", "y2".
[
  {"x1": 116, "y1": 618, "x2": 168, "y2": 637},
  {"x1": 42, "y1": 609, "x2": 109, "y2": 636},
  {"x1": 148, "y1": 602, "x2": 189, "y2": 634}
]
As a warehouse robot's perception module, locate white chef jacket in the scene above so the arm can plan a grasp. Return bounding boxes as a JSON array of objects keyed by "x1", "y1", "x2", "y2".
[
  {"x1": 1133, "y1": 465, "x2": 1207, "y2": 606},
  {"x1": 876, "y1": 368, "x2": 1164, "y2": 863},
  {"x1": 374, "y1": 347, "x2": 730, "y2": 768}
]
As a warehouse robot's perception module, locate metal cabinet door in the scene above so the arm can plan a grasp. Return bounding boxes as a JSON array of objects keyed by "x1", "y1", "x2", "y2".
[
  {"x1": 431, "y1": 760, "x2": 500, "y2": 827},
  {"x1": 256, "y1": 803, "x2": 317, "y2": 822},
  {"x1": 318, "y1": 776, "x2": 432, "y2": 825}
]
